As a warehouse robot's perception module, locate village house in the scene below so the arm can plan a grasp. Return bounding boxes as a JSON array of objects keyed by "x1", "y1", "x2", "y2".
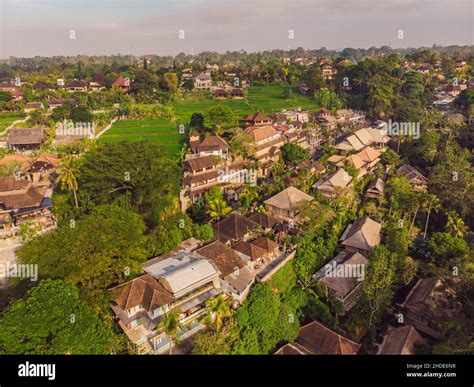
[
  {"x1": 246, "y1": 125, "x2": 285, "y2": 174},
  {"x1": 189, "y1": 133, "x2": 230, "y2": 159},
  {"x1": 365, "y1": 177, "x2": 385, "y2": 201},
  {"x1": 65, "y1": 80, "x2": 87, "y2": 92},
  {"x1": 313, "y1": 251, "x2": 368, "y2": 314},
  {"x1": 0, "y1": 82, "x2": 22, "y2": 101},
  {"x1": 397, "y1": 164, "x2": 428, "y2": 191},
  {"x1": 24, "y1": 102, "x2": 44, "y2": 113},
  {"x1": 7, "y1": 128, "x2": 46, "y2": 151},
  {"x1": 0, "y1": 176, "x2": 55, "y2": 237},
  {"x1": 378, "y1": 325, "x2": 429, "y2": 355},
  {"x1": 113, "y1": 76, "x2": 130, "y2": 92},
  {"x1": 244, "y1": 112, "x2": 273, "y2": 127},
  {"x1": 313, "y1": 168, "x2": 353, "y2": 198},
  {"x1": 340, "y1": 216, "x2": 382, "y2": 254},
  {"x1": 336, "y1": 109, "x2": 366, "y2": 126},
  {"x1": 110, "y1": 249, "x2": 221, "y2": 354},
  {"x1": 264, "y1": 186, "x2": 313, "y2": 222},
  {"x1": 315, "y1": 109, "x2": 337, "y2": 132},
  {"x1": 89, "y1": 74, "x2": 106, "y2": 91},
  {"x1": 230, "y1": 88, "x2": 244, "y2": 99},
  {"x1": 179, "y1": 155, "x2": 250, "y2": 210},
  {"x1": 397, "y1": 277, "x2": 459, "y2": 340},
  {"x1": 195, "y1": 240, "x2": 255, "y2": 304},
  {"x1": 320, "y1": 63, "x2": 337, "y2": 80},
  {"x1": 194, "y1": 72, "x2": 212, "y2": 89},
  {"x1": 340, "y1": 146, "x2": 382, "y2": 179},
  {"x1": 334, "y1": 127, "x2": 391, "y2": 153},
  {"x1": 32, "y1": 80, "x2": 55, "y2": 92},
  {"x1": 274, "y1": 320, "x2": 360, "y2": 355},
  {"x1": 48, "y1": 98, "x2": 76, "y2": 109},
  {"x1": 213, "y1": 212, "x2": 259, "y2": 244},
  {"x1": 212, "y1": 88, "x2": 227, "y2": 99}
]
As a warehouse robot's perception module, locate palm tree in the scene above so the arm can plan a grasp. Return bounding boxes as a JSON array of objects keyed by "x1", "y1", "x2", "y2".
[
  {"x1": 206, "y1": 197, "x2": 232, "y2": 222},
  {"x1": 205, "y1": 294, "x2": 232, "y2": 331},
  {"x1": 422, "y1": 194, "x2": 441, "y2": 238},
  {"x1": 158, "y1": 309, "x2": 184, "y2": 355},
  {"x1": 446, "y1": 211, "x2": 468, "y2": 238},
  {"x1": 56, "y1": 155, "x2": 79, "y2": 208}
]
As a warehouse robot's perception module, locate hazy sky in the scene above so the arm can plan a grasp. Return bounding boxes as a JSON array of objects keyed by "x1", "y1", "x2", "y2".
[{"x1": 0, "y1": 0, "x2": 472, "y2": 58}]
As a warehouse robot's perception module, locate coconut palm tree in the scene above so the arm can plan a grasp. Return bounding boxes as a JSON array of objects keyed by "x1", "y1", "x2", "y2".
[
  {"x1": 158, "y1": 309, "x2": 184, "y2": 355},
  {"x1": 446, "y1": 211, "x2": 468, "y2": 238},
  {"x1": 56, "y1": 155, "x2": 79, "y2": 208},
  {"x1": 205, "y1": 294, "x2": 232, "y2": 331},
  {"x1": 422, "y1": 194, "x2": 441, "y2": 238},
  {"x1": 206, "y1": 196, "x2": 232, "y2": 223}
]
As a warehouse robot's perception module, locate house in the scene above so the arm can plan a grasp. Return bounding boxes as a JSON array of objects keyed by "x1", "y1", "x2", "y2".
[
  {"x1": 250, "y1": 236, "x2": 280, "y2": 260},
  {"x1": 365, "y1": 177, "x2": 385, "y2": 201},
  {"x1": 110, "y1": 250, "x2": 221, "y2": 354},
  {"x1": 336, "y1": 109, "x2": 366, "y2": 126},
  {"x1": 23, "y1": 153, "x2": 59, "y2": 183},
  {"x1": 32, "y1": 80, "x2": 55, "y2": 92},
  {"x1": 313, "y1": 168, "x2": 353, "y2": 198},
  {"x1": 248, "y1": 212, "x2": 280, "y2": 231},
  {"x1": 275, "y1": 320, "x2": 360, "y2": 355},
  {"x1": 315, "y1": 109, "x2": 337, "y2": 132},
  {"x1": 230, "y1": 88, "x2": 244, "y2": 99},
  {"x1": 340, "y1": 217, "x2": 382, "y2": 254},
  {"x1": 397, "y1": 164, "x2": 428, "y2": 191},
  {"x1": 334, "y1": 128, "x2": 390, "y2": 152},
  {"x1": 297, "y1": 160, "x2": 326, "y2": 175},
  {"x1": 48, "y1": 98, "x2": 76, "y2": 109},
  {"x1": 246, "y1": 125, "x2": 285, "y2": 174},
  {"x1": 24, "y1": 102, "x2": 44, "y2": 112},
  {"x1": 264, "y1": 186, "x2": 313, "y2": 221},
  {"x1": 313, "y1": 251, "x2": 368, "y2": 313},
  {"x1": 89, "y1": 74, "x2": 106, "y2": 91},
  {"x1": 344, "y1": 146, "x2": 381, "y2": 178},
  {"x1": 378, "y1": 325, "x2": 429, "y2": 355},
  {"x1": 275, "y1": 109, "x2": 310, "y2": 123},
  {"x1": 213, "y1": 212, "x2": 259, "y2": 244},
  {"x1": 0, "y1": 83, "x2": 22, "y2": 101},
  {"x1": 397, "y1": 277, "x2": 459, "y2": 340},
  {"x1": 113, "y1": 76, "x2": 130, "y2": 91},
  {"x1": 320, "y1": 63, "x2": 336, "y2": 80},
  {"x1": 195, "y1": 240, "x2": 255, "y2": 303},
  {"x1": 212, "y1": 88, "x2": 227, "y2": 99},
  {"x1": 194, "y1": 72, "x2": 212, "y2": 89},
  {"x1": 189, "y1": 134, "x2": 230, "y2": 159},
  {"x1": 244, "y1": 112, "x2": 272, "y2": 127},
  {"x1": 65, "y1": 80, "x2": 87, "y2": 92},
  {"x1": 231, "y1": 240, "x2": 268, "y2": 267},
  {"x1": 0, "y1": 176, "x2": 55, "y2": 236},
  {"x1": 7, "y1": 128, "x2": 46, "y2": 151}
]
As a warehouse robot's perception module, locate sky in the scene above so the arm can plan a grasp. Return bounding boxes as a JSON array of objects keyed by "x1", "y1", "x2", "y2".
[{"x1": 0, "y1": 0, "x2": 472, "y2": 58}]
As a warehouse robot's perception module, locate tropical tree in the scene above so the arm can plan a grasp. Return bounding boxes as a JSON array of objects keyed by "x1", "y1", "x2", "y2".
[
  {"x1": 56, "y1": 155, "x2": 80, "y2": 208},
  {"x1": 158, "y1": 309, "x2": 184, "y2": 355},
  {"x1": 423, "y1": 194, "x2": 441, "y2": 238},
  {"x1": 446, "y1": 211, "x2": 469, "y2": 238},
  {"x1": 206, "y1": 196, "x2": 232, "y2": 222},
  {"x1": 206, "y1": 294, "x2": 232, "y2": 331}
]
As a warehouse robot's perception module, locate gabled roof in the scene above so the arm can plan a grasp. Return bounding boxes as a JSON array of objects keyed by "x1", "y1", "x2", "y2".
[
  {"x1": 335, "y1": 134, "x2": 364, "y2": 151},
  {"x1": 194, "y1": 135, "x2": 230, "y2": 151},
  {"x1": 195, "y1": 240, "x2": 245, "y2": 277},
  {"x1": 341, "y1": 217, "x2": 382, "y2": 251},
  {"x1": 367, "y1": 177, "x2": 385, "y2": 194},
  {"x1": 274, "y1": 342, "x2": 310, "y2": 355},
  {"x1": 380, "y1": 325, "x2": 429, "y2": 355},
  {"x1": 7, "y1": 128, "x2": 45, "y2": 146},
  {"x1": 231, "y1": 240, "x2": 267, "y2": 261},
  {"x1": 246, "y1": 125, "x2": 280, "y2": 143},
  {"x1": 328, "y1": 168, "x2": 352, "y2": 188},
  {"x1": 397, "y1": 164, "x2": 428, "y2": 185},
  {"x1": 245, "y1": 111, "x2": 271, "y2": 122},
  {"x1": 320, "y1": 252, "x2": 368, "y2": 299},
  {"x1": 248, "y1": 212, "x2": 280, "y2": 229},
  {"x1": 110, "y1": 273, "x2": 175, "y2": 312},
  {"x1": 250, "y1": 236, "x2": 279, "y2": 254},
  {"x1": 213, "y1": 212, "x2": 259, "y2": 241},
  {"x1": 355, "y1": 146, "x2": 380, "y2": 163},
  {"x1": 264, "y1": 186, "x2": 313, "y2": 212},
  {"x1": 184, "y1": 155, "x2": 217, "y2": 172},
  {"x1": 66, "y1": 80, "x2": 86, "y2": 88},
  {"x1": 353, "y1": 128, "x2": 373, "y2": 146},
  {"x1": 296, "y1": 321, "x2": 360, "y2": 355}
]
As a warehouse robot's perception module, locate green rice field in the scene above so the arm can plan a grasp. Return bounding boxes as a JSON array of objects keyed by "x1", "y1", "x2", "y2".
[
  {"x1": 99, "y1": 119, "x2": 184, "y2": 156},
  {"x1": 0, "y1": 111, "x2": 26, "y2": 133}
]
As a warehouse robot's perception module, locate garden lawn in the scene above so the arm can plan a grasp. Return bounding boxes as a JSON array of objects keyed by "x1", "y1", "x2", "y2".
[{"x1": 99, "y1": 119, "x2": 184, "y2": 157}]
